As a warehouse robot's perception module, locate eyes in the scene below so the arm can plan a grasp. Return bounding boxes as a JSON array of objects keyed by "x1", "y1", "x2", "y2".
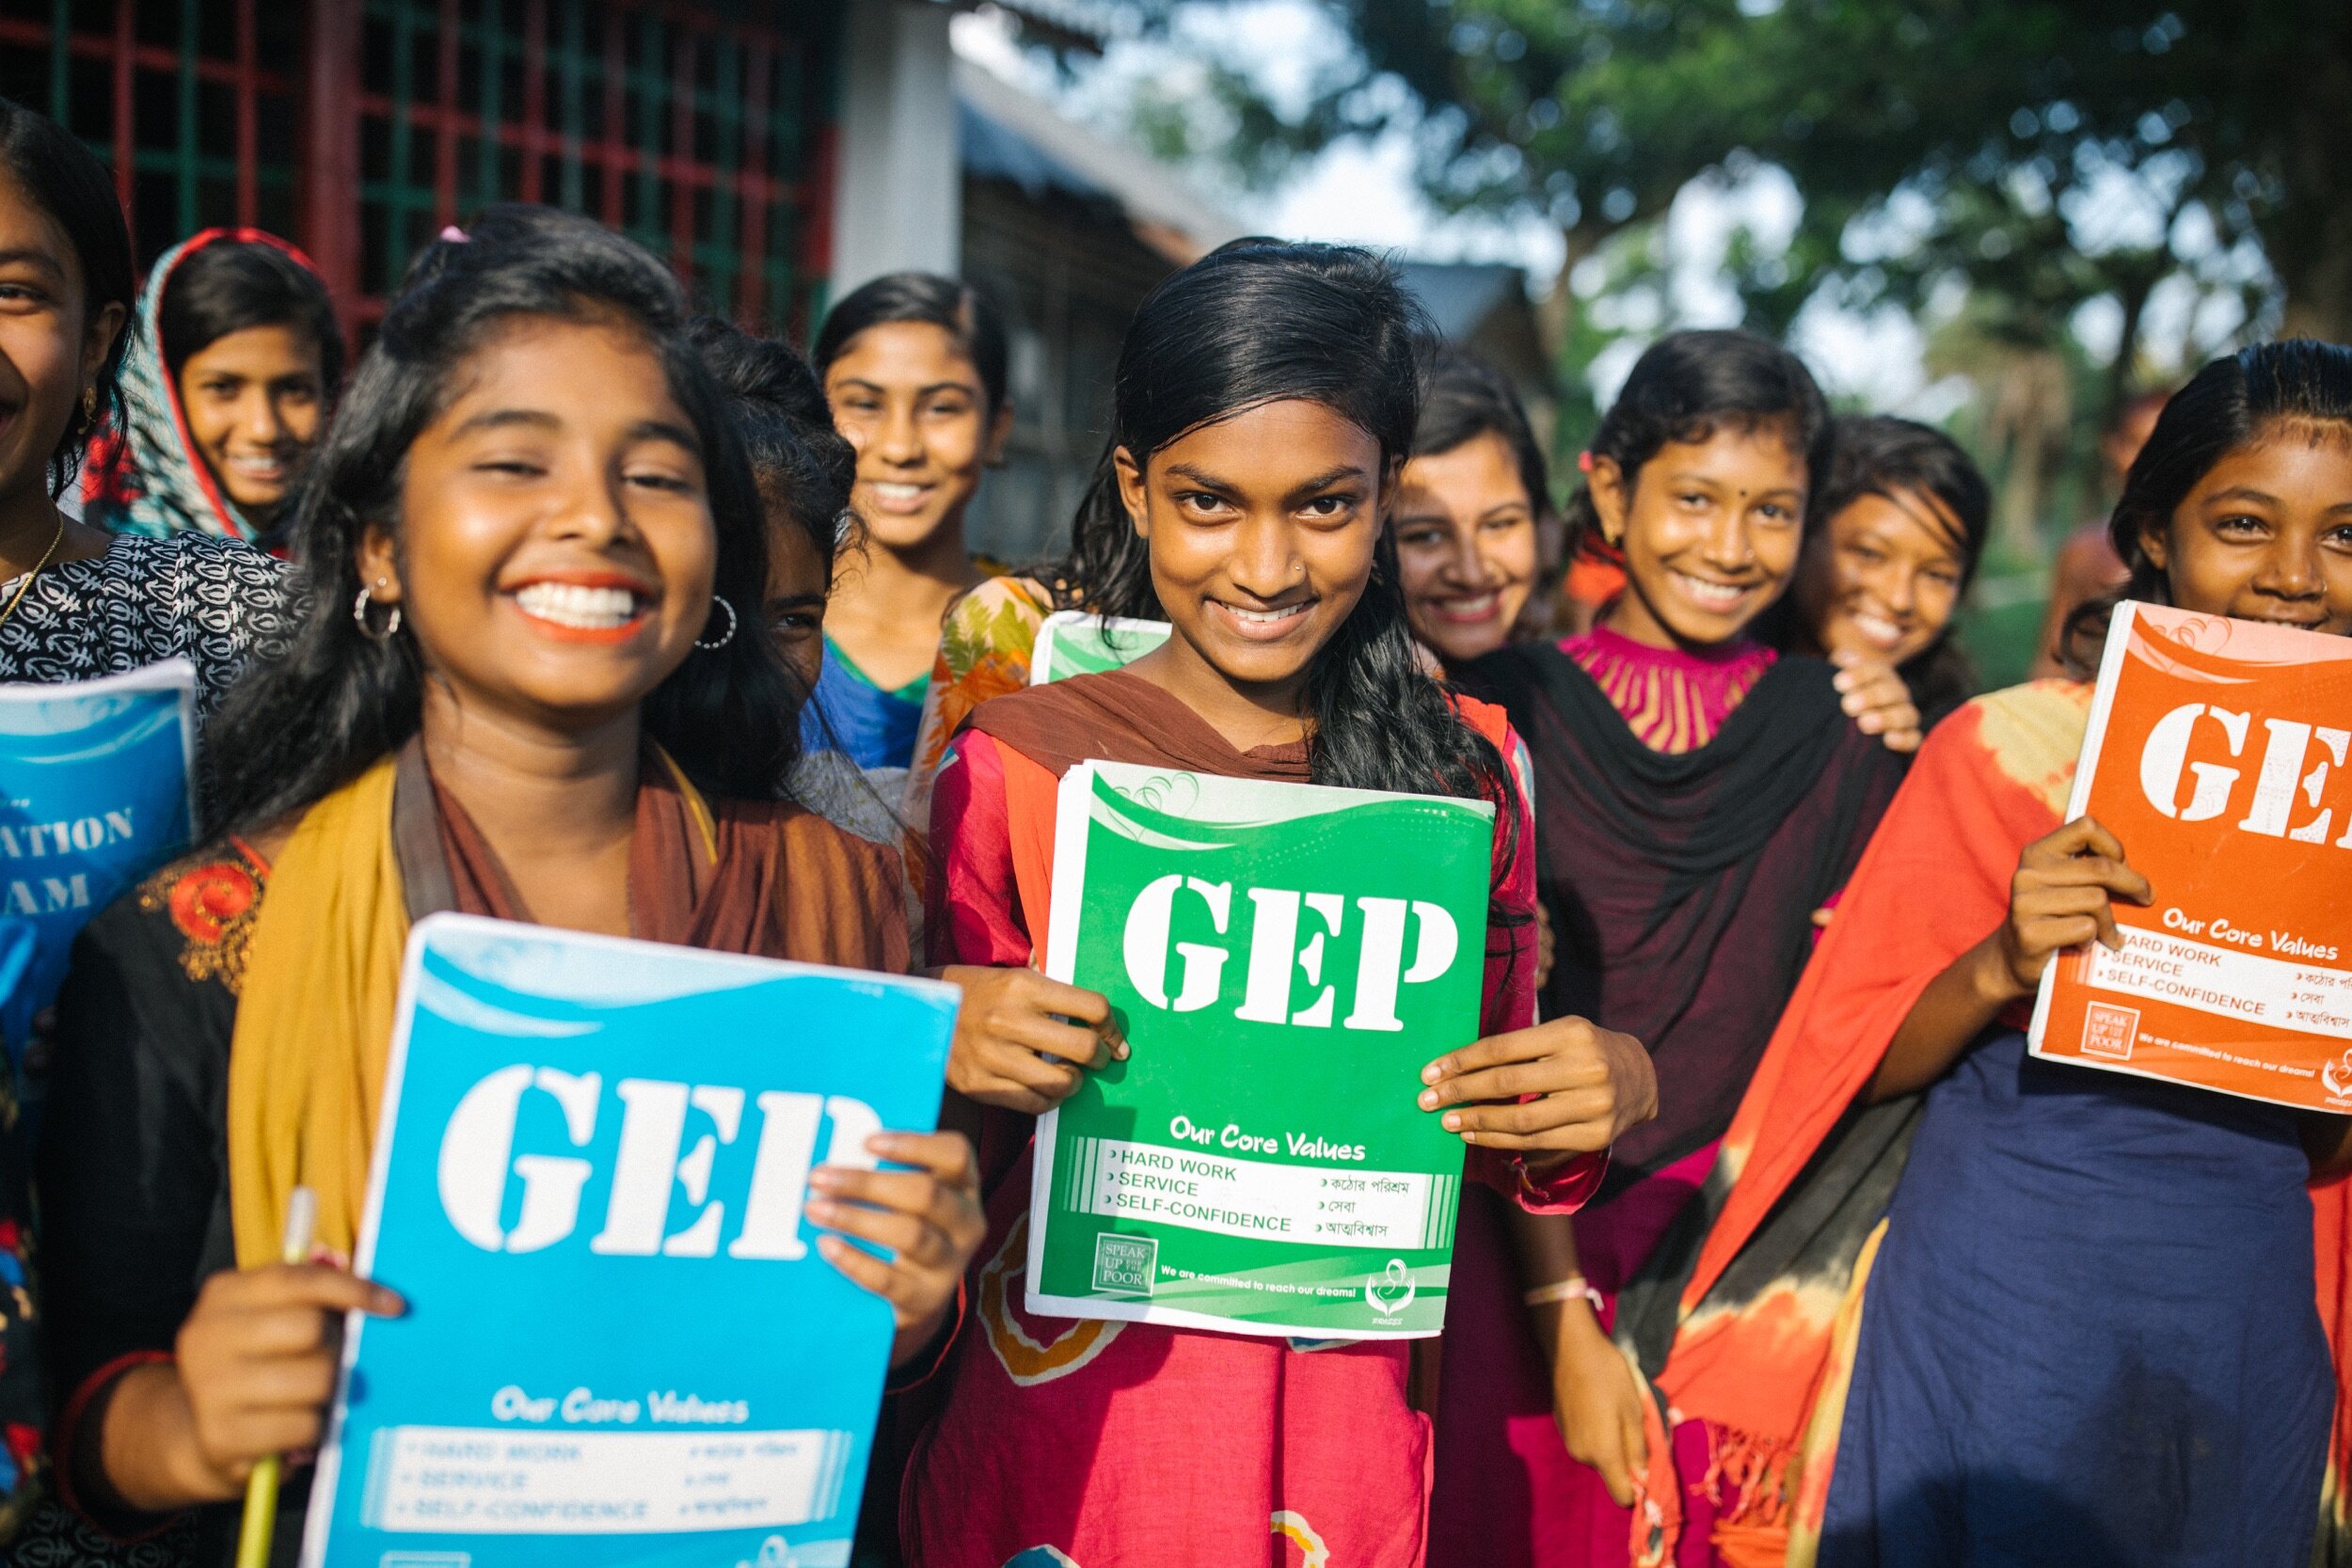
[
  {"x1": 1840, "y1": 538, "x2": 1963, "y2": 589},
  {"x1": 1171, "y1": 488, "x2": 1364, "y2": 523},
  {"x1": 468, "y1": 454, "x2": 702, "y2": 498},
  {"x1": 1672, "y1": 490, "x2": 1796, "y2": 523},
  {"x1": 768, "y1": 604, "x2": 822, "y2": 637},
  {"x1": 192, "y1": 376, "x2": 321, "y2": 404}
]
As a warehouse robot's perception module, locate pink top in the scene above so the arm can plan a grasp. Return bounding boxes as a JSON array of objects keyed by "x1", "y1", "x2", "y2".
[
  {"x1": 903, "y1": 728, "x2": 1601, "y2": 1568},
  {"x1": 1563, "y1": 625, "x2": 1776, "y2": 754}
]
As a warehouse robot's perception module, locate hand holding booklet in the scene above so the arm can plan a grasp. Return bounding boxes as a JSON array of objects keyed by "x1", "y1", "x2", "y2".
[
  {"x1": 303, "y1": 914, "x2": 957, "y2": 1568},
  {"x1": 2031, "y1": 601, "x2": 2352, "y2": 1110},
  {"x1": 1028, "y1": 760, "x2": 1496, "y2": 1338}
]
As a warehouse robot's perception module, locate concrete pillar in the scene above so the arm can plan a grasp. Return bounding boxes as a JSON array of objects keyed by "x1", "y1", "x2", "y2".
[{"x1": 829, "y1": 0, "x2": 961, "y2": 296}]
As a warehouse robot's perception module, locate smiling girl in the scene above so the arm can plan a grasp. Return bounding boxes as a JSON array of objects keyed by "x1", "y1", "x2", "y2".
[
  {"x1": 902, "y1": 240, "x2": 1655, "y2": 1568},
  {"x1": 807, "y1": 274, "x2": 1011, "y2": 773},
  {"x1": 0, "y1": 99, "x2": 288, "y2": 729},
  {"x1": 1626, "y1": 340, "x2": 2352, "y2": 1568},
  {"x1": 1442, "y1": 330, "x2": 1908, "y2": 1568},
  {"x1": 85, "y1": 230, "x2": 341, "y2": 549},
  {"x1": 34, "y1": 207, "x2": 982, "y2": 1563},
  {"x1": 1392, "y1": 344, "x2": 1551, "y2": 671}
]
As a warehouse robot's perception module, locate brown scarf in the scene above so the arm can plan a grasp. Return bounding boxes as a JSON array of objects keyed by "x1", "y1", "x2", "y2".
[{"x1": 964, "y1": 666, "x2": 1310, "y2": 783}]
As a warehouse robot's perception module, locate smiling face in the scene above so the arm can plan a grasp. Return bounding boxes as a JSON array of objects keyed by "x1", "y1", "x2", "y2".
[
  {"x1": 175, "y1": 322, "x2": 326, "y2": 518},
  {"x1": 1595, "y1": 422, "x2": 1807, "y2": 649},
  {"x1": 0, "y1": 172, "x2": 122, "y2": 509},
  {"x1": 2142, "y1": 425, "x2": 2352, "y2": 633},
  {"x1": 358, "y1": 316, "x2": 716, "y2": 735},
  {"x1": 823, "y1": 320, "x2": 1007, "y2": 551},
  {"x1": 1392, "y1": 430, "x2": 1541, "y2": 666},
  {"x1": 1118, "y1": 398, "x2": 1386, "y2": 712},
  {"x1": 1794, "y1": 486, "x2": 1967, "y2": 666}
]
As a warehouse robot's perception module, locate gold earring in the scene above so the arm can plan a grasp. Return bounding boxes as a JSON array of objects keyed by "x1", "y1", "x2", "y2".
[{"x1": 81, "y1": 386, "x2": 96, "y2": 423}]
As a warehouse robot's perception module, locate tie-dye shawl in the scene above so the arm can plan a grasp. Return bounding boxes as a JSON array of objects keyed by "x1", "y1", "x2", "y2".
[{"x1": 1615, "y1": 678, "x2": 2352, "y2": 1567}]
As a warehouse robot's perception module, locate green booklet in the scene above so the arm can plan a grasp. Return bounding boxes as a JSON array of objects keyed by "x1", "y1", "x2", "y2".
[
  {"x1": 1029, "y1": 759, "x2": 1497, "y2": 1338},
  {"x1": 1030, "y1": 610, "x2": 1172, "y2": 684}
]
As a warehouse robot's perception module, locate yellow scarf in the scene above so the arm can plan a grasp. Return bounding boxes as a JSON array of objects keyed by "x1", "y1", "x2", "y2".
[{"x1": 227, "y1": 756, "x2": 406, "y2": 1267}]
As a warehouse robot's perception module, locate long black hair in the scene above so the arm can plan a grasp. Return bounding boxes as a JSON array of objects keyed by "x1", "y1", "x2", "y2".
[
  {"x1": 2062, "y1": 340, "x2": 2352, "y2": 673},
  {"x1": 160, "y1": 235, "x2": 345, "y2": 400},
  {"x1": 0, "y1": 94, "x2": 134, "y2": 499},
  {"x1": 1079, "y1": 237, "x2": 1516, "y2": 819},
  {"x1": 1565, "y1": 328, "x2": 1831, "y2": 565},
  {"x1": 813, "y1": 270, "x2": 1009, "y2": 418},
  {"x1": 206, "y1": 204, "x2": 798, "y2": 828}
]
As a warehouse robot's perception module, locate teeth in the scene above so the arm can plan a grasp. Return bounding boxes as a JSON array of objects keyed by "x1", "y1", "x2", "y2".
[
  {"x1": 870, "y1": 483, "x2": 925, "y2": 502},
  {"x1": 1225, "y1": 602, "x2": 1310, "y2": 626},
  {"x1": 1439, "y1": 594, "x2": 1500, "y2": 618},
  {"x1": 515, "y1": 582, "x2": 642, "y2": 629},
  {"x1": 227, "y1": 454, "x2": 284, "y2": 476},
  {"x1": 1852, "y1": 612, "x2": 1905, "y2": 644},
  {"x1": 1673, "y1": 571, "x2": 1748, "y2": 611}
]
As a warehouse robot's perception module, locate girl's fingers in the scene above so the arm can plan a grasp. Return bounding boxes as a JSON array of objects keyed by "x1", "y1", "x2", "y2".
[
  {"x1": 817, "y1": 1233, "x2": 898, "y2": 1300},
  {"x1": 1012, "y1": 1015, "x2": 1116, "y2": 1068},
  {"x1": 1015, "y1": 973, "x2": 1113, "y2": 1028},
  {"x1": 806, "y1": 1198, "x2": 934, "y2": 1263},
  {"x1": 861, "y1": 1130, "x2": 978, "y2": 1186},
  {"x1": 220, "y1": 1352, "x2": 342, "y2": 1411}
]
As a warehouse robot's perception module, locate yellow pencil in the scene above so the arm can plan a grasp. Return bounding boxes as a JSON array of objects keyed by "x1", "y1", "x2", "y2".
[{"x1": 234, "y1": 1186, "x2": 316, "y2": 1568}]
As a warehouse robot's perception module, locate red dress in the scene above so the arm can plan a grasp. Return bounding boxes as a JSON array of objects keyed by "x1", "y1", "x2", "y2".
[{"x1": 901, "y1": 672, "x2": 1601, "y2": 1568}]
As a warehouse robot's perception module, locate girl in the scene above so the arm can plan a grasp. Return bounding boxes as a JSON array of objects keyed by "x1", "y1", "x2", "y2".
[
  {"x1": 0, "y1": 99, "x2": 288, "y2": 722},
  {"x1": 1761, "y1": 415, "x2": 1993, "y2": 738},
  {"x1": 903, "y1": 240, "x2": 1654, "y2": 1568},
  {"x1": 689, "y1": 314, "x2": 905, "y2": 847},
  {"x1": 35, "y1": 207, "x2": 983, "y2": 1564},
  {"x1": 808, "y1": 273, "x2": 1011, "y2": 771},
  {"x1": 1629, "y1": 341, "x2": 2352, "y2": 1567},
  {"x1": 85, "y1": 229, "x2": 341, "y2": 548},
  {"x1": 1392, "y1": 343, "x2": 1550, "y2": 670},
  {"x1": 1441, "y1": 330, "x2": 1909, "y2": 1568}
]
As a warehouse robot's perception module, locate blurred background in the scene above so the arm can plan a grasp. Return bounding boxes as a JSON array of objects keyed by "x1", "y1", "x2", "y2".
[{"x1": 3, "y1": 0, "x2": 2343, "y2": 682}]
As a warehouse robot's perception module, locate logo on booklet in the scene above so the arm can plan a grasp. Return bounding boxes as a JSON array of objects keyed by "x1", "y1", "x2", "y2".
[
  {"x1": 2083, "y1": 1002, "x2": 2139, "y2": 1061},
  {"x1": 2323, "y1": 1048, "x2": 2352, "y2": 1102},
  {"x1": 1092, "y1": 1233, "x2": 1158, "y2": 1295},
  {"x1": 1366, "y1": 1258, "x2": 1416, "y2": 1321}
]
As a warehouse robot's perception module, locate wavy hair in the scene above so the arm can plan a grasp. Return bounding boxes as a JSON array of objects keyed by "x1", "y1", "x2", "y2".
[
  {"x1": 206, "y1": 204, "x2": 798, "y2": 828},
  {"x1": 2061, "y1": 340, "x2": 2352, "y2": 673}
]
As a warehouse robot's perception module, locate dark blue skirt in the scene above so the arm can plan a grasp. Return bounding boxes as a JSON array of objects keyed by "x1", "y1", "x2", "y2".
[{"x1": 1819, "y1": 1030, "x2": 2330, "y2": 1568}]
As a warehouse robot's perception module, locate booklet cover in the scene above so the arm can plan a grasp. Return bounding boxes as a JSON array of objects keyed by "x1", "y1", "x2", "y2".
[
  {"x1": 304, "y1": 914, "x2": 958, "y2": 1568},
  {"x1": 0, "y1": 659, "x2": 195, "y2": 1070},
  {"x1": 1029, "y1": 610, "x2": 1171, "y2": 685},
  {"x1": 2029, "y1": 601, "x2": 2352, "y2": 1110},
  {"x1": 1028, "y1": 760, "x2": 1496, "y2": 1338}
]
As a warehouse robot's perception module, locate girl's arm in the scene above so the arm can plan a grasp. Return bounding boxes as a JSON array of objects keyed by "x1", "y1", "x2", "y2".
[
  {"x1": 1507, "y1": 1208, "x2": 1646, "y2": 1506},
  {"x1": 1869, "y1": 816, "x2": 2151, "y2": 1101}
]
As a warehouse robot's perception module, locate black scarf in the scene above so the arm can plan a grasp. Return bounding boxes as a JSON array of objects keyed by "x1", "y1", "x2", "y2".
[{"x1": 1456, "y1": 644, "x2": 1905, "y2": 1195}]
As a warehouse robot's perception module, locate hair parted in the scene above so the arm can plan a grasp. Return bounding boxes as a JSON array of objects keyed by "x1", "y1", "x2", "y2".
[
  {"x1": 205, "y1": 204, "x2": 799, "y2": 829},
  {"x1": 814, "y1": 270, "x2": 1009, "y2": 416},
  {"x1": 1058, "y1": 236, "x2": 1516, "y2": 834},
  {"x1": 0, "y1": 94, "x2": 134, "y2": 499},
  {"x1": 1565, "y1": 328, "x2": 1830, "y2": 563},
  {"x1": 2061, "y1": 339, "x2": 2352, "y2": 673},
  {"x1": 1413, "y1": 339, "x2": 1551, "y2": 514},
  {"x1": 160, "y1": 235, "x2": 345, "y2": 400}
]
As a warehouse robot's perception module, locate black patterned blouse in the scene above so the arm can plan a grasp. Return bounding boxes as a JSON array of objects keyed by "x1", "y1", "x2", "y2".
[{"x1": 0, "y1": 533, "x2": 293, "y2": 723}]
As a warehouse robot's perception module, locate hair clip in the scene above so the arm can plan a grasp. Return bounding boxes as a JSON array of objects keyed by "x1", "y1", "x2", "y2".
[
  {"x1": 439, "y1": 225, "x2": 470, "y2": 243},
  {"x1": 1577, "y1": 451, "x2": 1594, "y2": 474}
]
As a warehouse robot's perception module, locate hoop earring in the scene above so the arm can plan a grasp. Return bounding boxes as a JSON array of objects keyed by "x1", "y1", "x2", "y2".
[
  {"x1": 694, "y1": 595, "x2": 738, "y2": 651},
  {"x1": 353, "y1": 584, "x2": 402, "y2": 641}
]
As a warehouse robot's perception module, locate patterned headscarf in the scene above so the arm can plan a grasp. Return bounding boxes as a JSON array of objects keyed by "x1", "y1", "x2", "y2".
[{"x1": 83, "y1": 228, "x2": 330, "y2": 545}]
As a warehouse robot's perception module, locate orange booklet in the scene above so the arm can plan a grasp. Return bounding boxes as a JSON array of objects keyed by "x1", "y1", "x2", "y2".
[{"x1": 2029, "y1": 601, "x2": 2352, "y2": 1110}]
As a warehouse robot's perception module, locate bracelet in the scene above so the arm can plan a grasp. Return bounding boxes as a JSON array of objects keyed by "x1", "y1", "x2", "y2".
[{"x1": 1522, "y1": 1275, "x2": 1604, "y2": 1310}]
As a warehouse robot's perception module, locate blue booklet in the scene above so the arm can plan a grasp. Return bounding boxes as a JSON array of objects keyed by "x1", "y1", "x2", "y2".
[
  {"x1": 304, "y1": 914, "x2": 959, "y2": 1568},
  {"x1": 0, "y1": 660, "x2": 195, "y2": 1073}
]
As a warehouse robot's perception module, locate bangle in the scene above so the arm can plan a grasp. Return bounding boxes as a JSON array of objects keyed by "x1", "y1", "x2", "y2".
[{"x1": 1522, "y1": 1275, "x2": 1604, "y2": 1310}]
